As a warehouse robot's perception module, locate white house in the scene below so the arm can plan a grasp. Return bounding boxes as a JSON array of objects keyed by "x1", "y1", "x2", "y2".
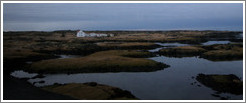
[
  {"x1": 76, "y1": 30, "x2": 86, "y2": 37},
  {"x1": 76, "y1": 30, "x2": 113, "y2": 37}
]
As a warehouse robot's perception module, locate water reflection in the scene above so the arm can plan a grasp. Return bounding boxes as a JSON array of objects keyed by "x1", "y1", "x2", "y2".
[
  {"x1": 10, "y1": 70, "x2": 38, "y2": 78},
  {"x1": 56, "y1": 54, "x2": 81, "y2": 59},
  {"x1": 15, "y1": 56, "x2": 242, "y2": 100},
  {"x1": 148, "y1": 42, "x2": 189, "y2": 52},
  {"x1": 202, "y1": 41, "x2": 230, "y2": 45}
]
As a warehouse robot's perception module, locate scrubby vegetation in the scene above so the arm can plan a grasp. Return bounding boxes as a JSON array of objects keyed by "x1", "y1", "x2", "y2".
[
  {"x1": 200, "y1": 44, "x2": 243, "y2": 61},
  {"x1": 42, "y1": 82, "x2": 137, "y2": 100},
  {"x1": 196, "y1": 74, "x2": 243, "y2": 95},
  {"x1": 28, "y1": 50, "x2": 169, "y2": 73},
  {"x1": 3, "y1": 49, "x2": 58, "y2": 74},
  {"x1": 96, "y1": 42, "x2": 161, "y2": 50},
  {"x1": 158, "y1": 46, "x2": 206, "y2": 57},
  {"x1": 158, "y1": 43, "x2": 243, "y2": 61},
  {"x1": 4, "y1": 49, "x2": 56, "y2": 61},
  {"x1": 84, "y1": 30, "x2": 242, "y2": 44}
]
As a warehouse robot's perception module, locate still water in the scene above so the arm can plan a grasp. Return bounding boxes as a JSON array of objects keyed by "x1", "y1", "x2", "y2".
[
  {"x1": 149, "y1": 41, "x2": 231, "y2": 52},
  {"x1": 202, "y1": 41, "x2": 230, "y2": 45},
  {"x1": 11, "y1": 41, "x2": 243, "y2": 100}
]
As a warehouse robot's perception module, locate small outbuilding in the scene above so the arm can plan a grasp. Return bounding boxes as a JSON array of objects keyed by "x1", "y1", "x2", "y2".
[{"x1": 76, "y1": 30, "x2": 114, "y2": 37}]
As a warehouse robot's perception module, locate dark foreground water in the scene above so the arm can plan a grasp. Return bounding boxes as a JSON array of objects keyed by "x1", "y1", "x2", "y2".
[{"x1": 11, "y1": 41, "x2": 243, "y2": 100}]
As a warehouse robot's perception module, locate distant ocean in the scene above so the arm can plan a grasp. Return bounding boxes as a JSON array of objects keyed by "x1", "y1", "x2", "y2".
[{"x1": 3, "y1": 25, "x2": 243, "y2": 32}]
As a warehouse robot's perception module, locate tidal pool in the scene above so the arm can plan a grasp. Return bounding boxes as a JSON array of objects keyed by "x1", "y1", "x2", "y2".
[
  {"x1": 148, "y1": 42, "x2": 189, "y2": 52},
  {"x1": 148, "y1": 41, "x2": 231, "y2": 52},
  {"x1": 56, "y1": 54, "x2": 81, "y2": 59},
  {"x1": 202, "y1": 41, "x2": 230, "y2": 45},
  {"x1": 10, "y1": 70, "x2": 38, "y2": 78}
]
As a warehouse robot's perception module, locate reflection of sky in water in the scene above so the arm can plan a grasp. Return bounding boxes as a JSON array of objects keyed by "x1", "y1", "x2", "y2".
[
  {"x1": 56, "y1": 55, "x2": 81, "y2": 59},
  {"x1": 10, "y1": 70, "x2": 37, "y2": 78},
  {"x1": 25, "y1": 56, "x2": 243, "y2": 100},
  {"x1": 202, "y1": 41, "x2": 230, "y2": 45},
  {"x1": 149, "y1": 43, "x2": 189, "y2": 52},
  {"x1": 149, "y1": 41, "x2": 233, "y2": 52}
]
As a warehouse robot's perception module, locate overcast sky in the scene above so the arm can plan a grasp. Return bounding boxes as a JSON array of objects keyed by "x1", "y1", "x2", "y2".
[{"x1": 3, "y1": 3, "x2": 243, "y2": 31}]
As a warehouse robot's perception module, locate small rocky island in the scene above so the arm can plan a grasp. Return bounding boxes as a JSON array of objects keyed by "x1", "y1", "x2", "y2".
[
  {"x1": 196, "y1": 74, "x2": 243, "y2": 95},
  {"x1": 42, "y1": 82, "x2": 137, "y2": 100}
]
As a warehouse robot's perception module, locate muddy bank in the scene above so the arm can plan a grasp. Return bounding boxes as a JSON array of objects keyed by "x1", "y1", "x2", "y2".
[
  {"x1": 42, "y1": 82, "x2": 137, "y2": 100},
  {"x1": 196, "y1": 74, "x2": 243, "y2": 95}
]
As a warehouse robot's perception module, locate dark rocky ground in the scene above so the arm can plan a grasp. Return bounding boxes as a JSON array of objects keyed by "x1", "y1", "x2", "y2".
[{"x1": 3, "y1": 74, "x2": 75, "y2": 100}]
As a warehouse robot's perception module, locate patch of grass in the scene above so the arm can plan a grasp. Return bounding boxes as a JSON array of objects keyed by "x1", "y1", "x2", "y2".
[
  {"x1": 3, "y1": 49, "x2": 58, "y2": 74},
  {"x1": 200, "y1": 43, "x2": 243, "y2": 50},
  {"x1": 158, "y1": 44, "x2": 243, "y2": 61},
  {"x1": 33, "y1": 42, "x2": 105, "y2": 55},
  {"x1": 89, "y1": 50, "x2": 155, "y2": 58},
  {"x1": 200, "y1": 44, "x2": 243, "y2": 61},
  {"x1": 201, "y1": 49, "x2": 242, "y2": 61},
  {"x1": 196, "y1": 74, "x2": 243, "y2": 95},
  {"x1": 42, "y1": 82, "x2": 137, "y2": 100},
  {"x1": 28, "y1": 50, "x2": 169, "y2": 73},
  {"x1": 96, "y1": 42, "x2": 161, "y2": 50},
  {"x1": 158, "y1": 46, "x2": 206, "y2": 57},
  {"x1": 4, "y1": 49, "x2": 55, "y2": 60}
]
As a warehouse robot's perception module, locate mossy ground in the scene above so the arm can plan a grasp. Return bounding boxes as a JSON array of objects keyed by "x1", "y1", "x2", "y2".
[
  {"x1": 96, "y1": 42, "x2": 161, "y2": 50},
  {"x1": 196, "y1": 74, "x2": 243, "y2": 95},
  {"x1": 42, "y1": 82, "x2": 137, "y2": 100},
  {"x1": 28, "y1": 50, "x2": 169, "y2": 73},
  {"x1": 158, "y1": 44, "x2": 243, "y2": 61},
  {"x1": 158, "y1": 46, "x2": 206, "y2": 57},
  {"x1": 200, "y1": 44, "x2": 243, "y2": 61}
]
